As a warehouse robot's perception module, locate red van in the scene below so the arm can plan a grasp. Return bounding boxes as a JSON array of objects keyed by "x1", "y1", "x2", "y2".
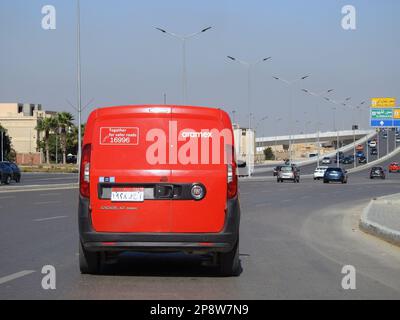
[{"x1": 79, "y1": 105, "x2": 241, "y2": 276}]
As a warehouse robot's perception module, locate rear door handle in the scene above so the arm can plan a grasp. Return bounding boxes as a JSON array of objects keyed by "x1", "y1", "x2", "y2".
[{"x1": 155, "y1": 185, "x2": 174, "y2": 199}]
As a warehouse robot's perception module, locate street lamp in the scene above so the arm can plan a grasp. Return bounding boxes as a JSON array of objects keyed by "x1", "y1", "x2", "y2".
[
  {"x1": 255, "y1": 116, "x2": 269, "y2": 137},
  {"x1": 227, "y1": 56, "x2": 271, "y2": 129},
  {"x1": 301, "y1": 88, "x2": 334, "y2": 166},
  {"x1": 345, "y1": 100, "x2": 367, "y2": 168},
  {"x1": 155, "y1": 26, "x2": 212, "y2": 105},
  {"x1": 324, "y1": 97, "x2": 352, "y2": 166},
  {"x1": 275, "y1": 118, "x2": 283, "y2": 160},
  {"x1": 0, "y1": 128, "x2": 4, "y2": 162},
  {"x1": 272, "y1": 75, "x2": 310, "y2": 163},
  {"x1": 76, "y1": 0, "x2": 82, "y2": 173}
]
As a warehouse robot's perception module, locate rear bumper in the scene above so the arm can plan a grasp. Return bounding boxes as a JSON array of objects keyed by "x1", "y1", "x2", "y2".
[
  {"x1": 78, "y1": 196, "x2": 240, "y2": 253},
  {"x1": 324, "y1": 176, "x2": 344, "y2": 181}
]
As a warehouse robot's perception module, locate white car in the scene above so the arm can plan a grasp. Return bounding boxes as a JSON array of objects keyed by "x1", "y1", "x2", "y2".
[
  {"x1": 321, "y1": 157, "x2": 331, "y2": 165},
  {"x1": 314, "y1": 166, "x2": 328, "y2": 180},
  {"x1": 369, "y1": 140, "x2": 377, "y2": 148}
]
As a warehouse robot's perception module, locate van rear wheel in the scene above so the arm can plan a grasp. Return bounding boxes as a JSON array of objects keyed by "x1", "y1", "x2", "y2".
[
  {"x1": 218, "y1": 239, "x2": 241, "y2": 277},
  {"x1": 79, "y1": 241, "x2": 101, "y2": 274}
]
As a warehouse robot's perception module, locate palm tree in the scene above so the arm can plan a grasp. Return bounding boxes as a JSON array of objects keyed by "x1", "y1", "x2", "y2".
[
  {"x1": 36, "y1": 116, "x2": 57, "y2": 164},
  {"x1": 57, "y1": 112, "x2": 74, "y2": 164}
]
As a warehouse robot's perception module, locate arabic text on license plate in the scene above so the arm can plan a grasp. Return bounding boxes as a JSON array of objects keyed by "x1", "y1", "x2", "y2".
[{"x1": 111, "y1": 188, "x2": 144, "y2": 202}]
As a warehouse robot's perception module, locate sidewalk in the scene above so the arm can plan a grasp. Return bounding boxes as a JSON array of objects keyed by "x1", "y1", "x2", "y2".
[{"x1": 360, "y1": 193, "x2": 400, "y2": 246}]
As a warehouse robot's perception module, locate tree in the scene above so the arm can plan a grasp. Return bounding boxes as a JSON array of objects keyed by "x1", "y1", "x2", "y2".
[
  {"x1": 0, "y1": 125, "x2": 13, "y2": 161},
  {"x1": 36, "y1": 116, "x2": 58, "y2": 164},
  {"x1": 263, "y1": 147, "x2": 275, "y2": 160},
  {"x1": 57, "y1": 112, "x2": 74, "y2": 164},
  {"x1": 67, "y1": 123, "x2": 85, "y2": 156}
]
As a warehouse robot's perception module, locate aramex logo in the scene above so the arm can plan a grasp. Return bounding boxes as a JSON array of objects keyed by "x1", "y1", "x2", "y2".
[{"x1": 181, "y1": 131, "x2": 213, "y2": 138}]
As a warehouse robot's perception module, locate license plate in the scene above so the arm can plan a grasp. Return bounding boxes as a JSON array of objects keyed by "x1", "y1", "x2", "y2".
[{"x1": 111, "y1": 187, "x2": 144, "y2": 202}]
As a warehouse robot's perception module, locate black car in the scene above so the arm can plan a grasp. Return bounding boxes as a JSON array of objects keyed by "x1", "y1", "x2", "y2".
[
  {"x1": 323, "y1": 167, "x2": 348, "y2": 184},
  {"x1": 370, "y1": 148, "x2": 378, "y2": 156},
  {"x1": 358, "y1": 156, "x2": 367, "y2": 164},
  {"x1": 1, "y1": 162, "x2": 21, "y2": 182},
  {"x1": 370, "y1": 167, "x2": 385, "y2": 179},
  {"x1": 342, "y1": 156, "x2": 354, "y2": 164},
  {"x1": 0, "y1": 162, "x2": 13, "y2": 185}
]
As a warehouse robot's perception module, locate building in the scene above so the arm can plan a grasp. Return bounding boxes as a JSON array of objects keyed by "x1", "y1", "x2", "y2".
[
  {"x1": 0, "y1": 103, "x2": 55, "y2": 164},
  {"x1": 233, "y1": 125, "x2": 255, "y2": 176}
]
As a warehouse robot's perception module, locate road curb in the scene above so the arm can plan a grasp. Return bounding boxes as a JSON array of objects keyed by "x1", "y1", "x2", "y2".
[
  {"x1": 0, "y1": 183, "x2": 78, "y2": 194},
  {"x1": 359, "y1": 195, "x2": 400, "y2": 247}
]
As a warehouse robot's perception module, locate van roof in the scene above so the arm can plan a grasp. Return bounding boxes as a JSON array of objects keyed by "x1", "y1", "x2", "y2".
[{"x1": 92, "y1": 105, "x2": 225, "y2": 119}]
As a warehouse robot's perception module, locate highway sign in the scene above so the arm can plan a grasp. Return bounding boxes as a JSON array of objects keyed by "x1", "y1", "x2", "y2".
[
  {"x1": 371, "y1": 119, "x2": 393, "y2": 127},
  {"x1": 370, "y1": 98, "x2": 398, "y2": 128},
  {"x1": 371, "y1": 109, "x2": 393, "y2": 119},
  {"x1": 371, "y1": 97, "x2": 396, "y2": 108}
]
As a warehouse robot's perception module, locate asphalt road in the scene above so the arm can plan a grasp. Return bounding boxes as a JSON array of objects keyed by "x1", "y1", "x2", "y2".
[{"x1": 1, "y1": 159, "x2": 400, "y2": 299}]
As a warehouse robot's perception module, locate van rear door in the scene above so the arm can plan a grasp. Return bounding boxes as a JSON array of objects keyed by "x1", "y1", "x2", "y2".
[
  {"x1": 170, "y1": 107, "x2": 231, "y2": 233},
  {"x1": 90, "y1": 106, "x2": 172, "y2": 233}
]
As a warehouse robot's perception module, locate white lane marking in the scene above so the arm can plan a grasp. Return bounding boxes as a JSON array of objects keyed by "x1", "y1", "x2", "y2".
[
  {"x1": 300, "y1": 195, "x2": 311, "y2": 199},
  {"x1": 0, "y1": 270, "x2": 35, "y2": 285},
  {"x1": 39, "y1": 193, "x2": 62, "y2": 197},
  {"x1": 26, "y1": 177, "x2": 77, "y2": 181},
  {"x1": 0, "y1": 196, "x2": 16, "y2": 200},
  {"x1": 281, "y1": 199, "x2": 292, "y2": 203},
  {"x1": 33, "y1": 201, "x2": 61, "y2": 206},
  {"x1": 34, "y1": 215, "x2": 68, "y2": 222}
]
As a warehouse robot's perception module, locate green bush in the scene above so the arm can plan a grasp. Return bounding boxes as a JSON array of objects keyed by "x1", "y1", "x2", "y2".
[{"x1": 263, "y1": 147, "x2": 275, "y2": 160}]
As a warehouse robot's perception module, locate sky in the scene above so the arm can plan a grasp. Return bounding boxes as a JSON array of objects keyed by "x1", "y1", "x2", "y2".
[{"x1": 0, "y1": 0, "x2": 399, "y2": 136}]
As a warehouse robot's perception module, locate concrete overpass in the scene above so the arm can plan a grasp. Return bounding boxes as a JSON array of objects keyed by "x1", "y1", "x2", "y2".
[{"x1": 256, "y1": 129, "x2": 375, "y2": 150}]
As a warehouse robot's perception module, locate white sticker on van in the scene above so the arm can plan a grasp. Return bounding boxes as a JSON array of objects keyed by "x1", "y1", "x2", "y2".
[{"x1": 100, "y1": 127, "x2": 139, "y2": 146}]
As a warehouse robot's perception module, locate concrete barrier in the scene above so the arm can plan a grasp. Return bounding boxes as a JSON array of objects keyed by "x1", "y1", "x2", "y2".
[{"x1": 359, "y1": 193, "x2": 400, "y2": 246}]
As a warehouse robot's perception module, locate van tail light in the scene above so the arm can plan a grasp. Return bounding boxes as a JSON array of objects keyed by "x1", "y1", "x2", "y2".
[
  {"x1": 80, "y1": 144, "x2": 91, "y2": 199},
  {"x1": 227, "y1": 162, "x2": 238, "y2": 199}
]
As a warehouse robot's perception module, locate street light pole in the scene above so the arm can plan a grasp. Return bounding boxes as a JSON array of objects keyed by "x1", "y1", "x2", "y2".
[
  {"x1": 275, "y1": 118, "x2": 282, "y2": 160},
  {"x1": 272, "y1": 75, "x2": 310, "y2": 164},
  {"x1": 227, "y1": 56, "x2": 271, "y2": 129},
  {"x1": 76, "y1": 0, "x2": 82, "y2": 171},
  {"x1": 301, "y1": 88, "x2": 334, "y2": 167},
  {"x1": 324, "y1": 97, "x2": 345, "y2": 167},
  {"x1": 1, "y1": 129, "x2": 3, "y2": 162},
  {"x1": 156, "y1": 26, "x2": 212, "y2": 105},
  {"x1": 227, "y1": 56, "x2": 271, "y2": 177}
]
